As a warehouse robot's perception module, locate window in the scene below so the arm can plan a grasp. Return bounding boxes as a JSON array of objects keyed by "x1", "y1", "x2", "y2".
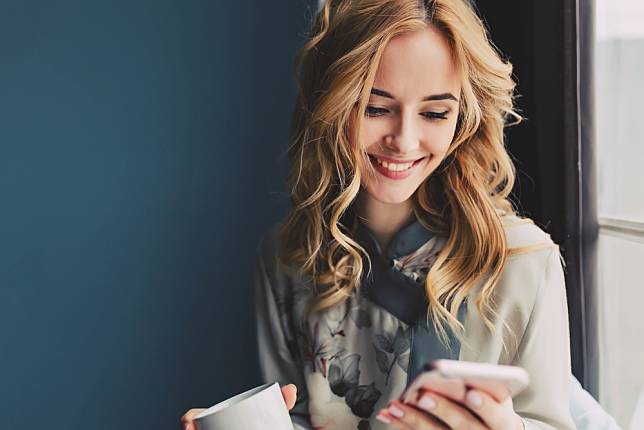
[{"x1": 595, "y1": 0, "x2": 644, "y2": 428}]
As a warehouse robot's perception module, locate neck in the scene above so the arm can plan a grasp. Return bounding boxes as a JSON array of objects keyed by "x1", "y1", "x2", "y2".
[{"x1": 355, "y1": 188, "x2": 416, "y2": 253}]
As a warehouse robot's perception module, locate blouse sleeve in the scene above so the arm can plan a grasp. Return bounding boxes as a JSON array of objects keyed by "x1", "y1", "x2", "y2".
[
  {"x1": 569, "y1": 374, "x2": 621, "y2": 430},
  {"x1": 254, "y1": 235, "x2": 312, "y2": 430},
  {"x1": 512, "y1": 246, "x2": 576, "y2": 430}
]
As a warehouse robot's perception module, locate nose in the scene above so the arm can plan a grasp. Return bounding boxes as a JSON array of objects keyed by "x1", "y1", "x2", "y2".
[{"x1": 383, "y1": 109, "x2": 420, "y2": 155}]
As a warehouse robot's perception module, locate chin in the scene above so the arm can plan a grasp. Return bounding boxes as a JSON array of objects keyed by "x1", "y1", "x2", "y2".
[{"x1": 364, "y1": 184, "x2": 418, "y2": 205}]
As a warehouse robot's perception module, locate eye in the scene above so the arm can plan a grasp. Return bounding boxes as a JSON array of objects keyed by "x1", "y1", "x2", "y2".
[
  {"x1": 365, "y1": 106, "x2": 387, "y2": 117},
  {"x1": 422, "y1": 111, "x2": 450, "y2": 121}
]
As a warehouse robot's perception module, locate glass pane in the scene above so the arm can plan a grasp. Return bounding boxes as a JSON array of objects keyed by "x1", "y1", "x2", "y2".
[
  {"x1": 595, "y1": 0, "x2": 644, "y2": 222},
  {"x1": 597, "y1": 232, "x2": 644, "y2": 428}
]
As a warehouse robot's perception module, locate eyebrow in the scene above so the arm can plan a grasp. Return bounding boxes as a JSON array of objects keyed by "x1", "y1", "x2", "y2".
[{"x1": 370, "y1": 87, "x2": 459, "y2": 102}]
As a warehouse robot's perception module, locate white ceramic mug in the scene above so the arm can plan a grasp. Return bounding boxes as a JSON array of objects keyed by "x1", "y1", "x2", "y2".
[{"x1": 193, "y1": 382, "x2": 294, "y2": 430}]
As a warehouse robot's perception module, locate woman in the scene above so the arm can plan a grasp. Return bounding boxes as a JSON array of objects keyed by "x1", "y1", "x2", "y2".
[{"x1": 183, "y1": 0, "x2": 619, "y2": 429}]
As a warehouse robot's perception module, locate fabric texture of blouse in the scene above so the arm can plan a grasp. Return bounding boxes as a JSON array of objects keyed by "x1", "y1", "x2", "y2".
[{"x1": 254, "y1": 213, "x2": 578, "y2": 430}]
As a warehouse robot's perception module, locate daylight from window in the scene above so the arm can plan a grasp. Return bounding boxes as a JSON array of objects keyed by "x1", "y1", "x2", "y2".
[{"x1": 595, "y1": 0, "x2": 644, "y2": 429}]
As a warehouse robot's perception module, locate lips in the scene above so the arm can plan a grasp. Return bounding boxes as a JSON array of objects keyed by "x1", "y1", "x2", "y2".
[{"x1": 368, "y1": 154, "x2": 427, "y2": 180}]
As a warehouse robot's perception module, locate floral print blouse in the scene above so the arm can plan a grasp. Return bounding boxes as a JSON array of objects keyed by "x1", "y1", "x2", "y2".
[{"x1": 254, "y1": 214, "x2": 579, "y2": 430}]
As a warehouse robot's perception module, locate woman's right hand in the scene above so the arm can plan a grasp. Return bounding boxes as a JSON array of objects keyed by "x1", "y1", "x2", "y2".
[{"x1": 180, "y1": 384, "x2": 298, "y2": 430}]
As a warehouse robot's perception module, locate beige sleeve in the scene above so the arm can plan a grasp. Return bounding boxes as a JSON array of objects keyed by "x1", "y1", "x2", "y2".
[
  {"x1": 254, "y1": 237, "x2": 312, "y2": 430},
  {"x1": 512, "y1": 247, "x2": 576, "y2": 430}
]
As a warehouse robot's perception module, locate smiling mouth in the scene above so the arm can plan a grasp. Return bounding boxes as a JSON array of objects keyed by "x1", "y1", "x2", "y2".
[
  {"x1": 368, "y1": 154, "x2": 427, "y2": 172},
  {"x1": 367, "y1": 154, "x2": 428, "y2": 180}
]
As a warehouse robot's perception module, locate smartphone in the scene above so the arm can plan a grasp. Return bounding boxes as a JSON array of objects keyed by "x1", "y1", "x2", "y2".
[{"x1": 400, "y1": 359, "x2": 530, "y2": 404}]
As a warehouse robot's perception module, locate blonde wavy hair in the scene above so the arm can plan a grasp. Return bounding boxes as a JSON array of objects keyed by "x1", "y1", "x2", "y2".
[{"x1": 276, "y1": 0, "x2": 553, "y2": 346}]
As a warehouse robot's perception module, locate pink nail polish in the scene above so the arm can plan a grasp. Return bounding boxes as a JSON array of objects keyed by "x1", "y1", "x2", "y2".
[
  {"x1": 388, "y1": 405, "x2": 405, "y2": 418},
  {"x1": 376, "y1": 413, "x2": 392, "y2": 424},
  {"x1": 467, "y1": 390, "x2": 482, "y2": 407},
  {"x1": 418, "y1": 395, "x2": 436, "y2": 410}
]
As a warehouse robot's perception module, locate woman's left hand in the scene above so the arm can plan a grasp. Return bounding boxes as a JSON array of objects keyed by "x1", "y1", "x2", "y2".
[{"x1": 376, "y1": 388, "x2": 525, "y2": 430}]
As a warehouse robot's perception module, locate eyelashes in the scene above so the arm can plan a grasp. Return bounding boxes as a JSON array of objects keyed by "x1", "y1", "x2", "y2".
[{"x1": 364, "y1": 106, "x2": 449, "y2": 121}]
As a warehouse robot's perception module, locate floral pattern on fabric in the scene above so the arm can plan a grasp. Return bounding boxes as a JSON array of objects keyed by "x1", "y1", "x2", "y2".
[
  {"x1": 273, "y1": 235, "x2": 443, "y2": 429},
  {"x1": 390, "y1": 235, "x2": 443, "y2": 284},
  {"x1": 302, "y1": 293, "x2": 408, "y2": 430}
]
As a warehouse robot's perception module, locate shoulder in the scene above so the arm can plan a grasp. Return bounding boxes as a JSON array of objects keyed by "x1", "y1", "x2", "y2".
[
  {"x1": 500, "y1": 213, "x2": 557, "y2": 253},
  {"x1": 256, "y1": 222, "x2": 293, "y2": 286},
  {"x1": 255, "y1": 222, "x2": 312, "y2": 291},
  {"x1": 461, "y1": 214, "x2": 566, "y2": 361},
  {"x1": 256, "y1": 222, "x2": 282, "y2": 267},
  {"x1": 492, "y1": 213, "x2": 565, "y2": 316}
]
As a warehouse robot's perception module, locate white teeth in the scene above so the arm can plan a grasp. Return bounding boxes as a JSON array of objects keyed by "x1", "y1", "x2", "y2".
[{"x1": 375, "y1": 157, "x2": 415, "y2": 172}]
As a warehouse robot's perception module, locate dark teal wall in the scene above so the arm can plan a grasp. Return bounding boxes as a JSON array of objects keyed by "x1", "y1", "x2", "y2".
[{"x1": 0, "y1": 1, "x2": 312, "y2": 427}]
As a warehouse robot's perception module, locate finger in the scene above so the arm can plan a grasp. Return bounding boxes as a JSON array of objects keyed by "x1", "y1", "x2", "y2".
[
  {"x1": 378, "y1": 400, "x2": 448, "y2": 430},
  {"x1": 376, "y1": 409, "x2": 413, "y2": 430},
  {"x1": 281, "y1": 384, "x2": 297, "y2": 410},
  {"x1": 464, "y1": 389, "x2": 521, "y2": 430},
  {"x1": 413, "y1": 392, "x2": 486, "y2": 430},
  {"x1": 180, "y1": 409, "x2": 206, "y2": 430}
]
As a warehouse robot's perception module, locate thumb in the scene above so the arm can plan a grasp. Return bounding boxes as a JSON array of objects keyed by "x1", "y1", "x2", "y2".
[{"x1": 280, "y1": 384, "x2": 297, "y2": 410}]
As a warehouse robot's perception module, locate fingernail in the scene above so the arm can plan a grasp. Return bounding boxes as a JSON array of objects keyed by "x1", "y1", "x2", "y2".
[
  {"x1": 466, "y1": 391, "x2": 482, "y2": 407},
  {"x1": 184, "y1": 424, "x2": 190, "y2": 430},
  {"x1": 376, "y1": 413, "x2": 392, "y2": 424},
  {"x1": 418, "y1": 395, "x2": 436, "y2": 411},
  {"x1": 388, "y1": 405, "x2": 405, "y2": 418}
]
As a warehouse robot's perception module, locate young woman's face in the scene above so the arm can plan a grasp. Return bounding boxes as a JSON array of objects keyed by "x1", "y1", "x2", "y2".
[{"x1": 358, "y1": 25, "x2": 461, "y2": 204}]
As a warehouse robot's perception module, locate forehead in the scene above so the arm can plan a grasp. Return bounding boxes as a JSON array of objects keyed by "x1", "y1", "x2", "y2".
[{"x1": 373, "y1": 25, "x2": 460, "y2": 100}]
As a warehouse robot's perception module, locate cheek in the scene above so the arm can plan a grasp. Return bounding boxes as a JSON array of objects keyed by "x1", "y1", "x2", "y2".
[
  {"x1": 359, "y1": 121, "x2": 381, "y2": 149},
  {"x1": 416, "y1": 127, "x2": 457, "y2": 181},
  {"x1": 421, "y1": 129, "x2": 453, "y2": 156}
]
